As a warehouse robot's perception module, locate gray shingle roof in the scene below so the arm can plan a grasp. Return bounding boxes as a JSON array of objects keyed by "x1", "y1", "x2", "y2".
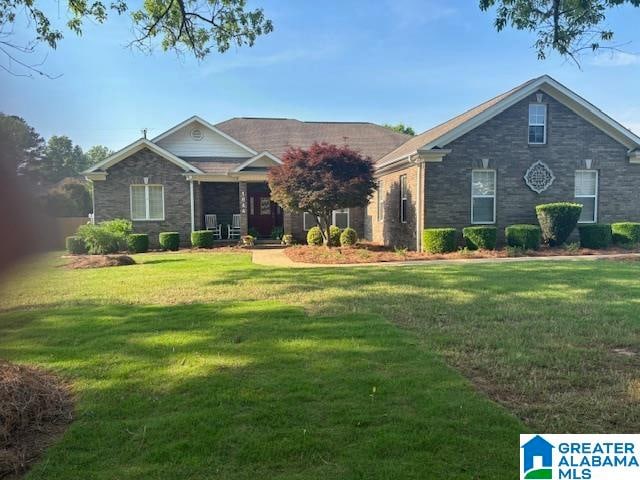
[
  {"x1": 215, "y1": 118, "x2": 411, "y2": 161},
  {"x1": 377, "y1": 77, "x2": 541, "y2": 166}
]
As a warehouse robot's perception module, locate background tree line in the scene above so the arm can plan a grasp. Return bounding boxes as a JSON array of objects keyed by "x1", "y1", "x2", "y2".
[{"x1": 0, "y1": 113, "x2": 112, "y2": 217}]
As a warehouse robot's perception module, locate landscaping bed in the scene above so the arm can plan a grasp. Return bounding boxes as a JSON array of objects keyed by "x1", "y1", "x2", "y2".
[
  {"x1": 0, "y1": 361, "x2": 73, "y2": 478},
  {"x1": 64, "y1": 255, "x2": 136, "y2": 269},
  {"x1": 284, "y1": 242, "x2": 639, "y2": 264}
]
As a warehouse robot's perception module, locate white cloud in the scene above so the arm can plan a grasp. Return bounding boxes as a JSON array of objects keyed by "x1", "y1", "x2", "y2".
[
  {"x1": 197, "y1": 45, "x2": 337, "y2": 77},
  {"x1": 591, "y1": 51, "x2": 640, "y2": 67}
]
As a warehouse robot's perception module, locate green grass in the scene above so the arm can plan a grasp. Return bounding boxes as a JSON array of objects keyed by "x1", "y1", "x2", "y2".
[{"x1": 1, "y1": 252, "x2": 640, "y2": 478}]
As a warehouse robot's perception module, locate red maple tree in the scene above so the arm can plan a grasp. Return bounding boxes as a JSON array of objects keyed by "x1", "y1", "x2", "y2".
[{"x1": 268, "y1": 143, "x2": 375, "y2": 246}]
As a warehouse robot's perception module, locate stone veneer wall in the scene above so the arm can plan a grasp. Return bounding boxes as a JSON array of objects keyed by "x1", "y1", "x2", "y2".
[{"x1": 93, "y1": 148, "x2": 192, "y2": 246}]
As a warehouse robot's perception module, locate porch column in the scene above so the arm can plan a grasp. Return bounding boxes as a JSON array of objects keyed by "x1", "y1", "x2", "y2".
[
  {"x1": 239, "y1": 181, "x2": 248, "y2": 236},
  {"x1": 283, "y1": 211, "x2": 293, "y2": 235}
]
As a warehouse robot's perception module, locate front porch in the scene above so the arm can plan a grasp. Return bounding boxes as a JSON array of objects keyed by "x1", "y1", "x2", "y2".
[{"x1": 195, "y1": 180, "x2": 286, "y2": 240}]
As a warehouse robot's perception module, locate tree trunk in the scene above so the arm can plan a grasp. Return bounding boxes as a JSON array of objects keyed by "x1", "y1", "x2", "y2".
[{"x1": 317, "y1": 214, "x2": 333, "y2": 247}]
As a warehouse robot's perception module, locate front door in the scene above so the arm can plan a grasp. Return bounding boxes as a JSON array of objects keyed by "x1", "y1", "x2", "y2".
[{"x1": 248, "y1": 184, "x2": 283, "y2": 238}]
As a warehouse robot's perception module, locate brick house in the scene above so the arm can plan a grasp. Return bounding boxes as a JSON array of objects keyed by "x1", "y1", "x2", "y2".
[{"x1": 85, "y1": 75, "x2": 640, "y2": 249}]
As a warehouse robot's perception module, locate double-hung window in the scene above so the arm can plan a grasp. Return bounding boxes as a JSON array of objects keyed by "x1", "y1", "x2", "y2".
[
  {"x1": 130, "y1": 184, "x2": 164, "y2": 221},
  {"x1": 332, "y1": 209, "x2": 350, "y2": 229},
  {"x1": 303, "y1": 212, "x2": 318, "y2": 231},
  {"x1": 575, "y1": 170, "x2": 598, "y2": 223},
  {"x1": 399, "y1": 175, "x2": 408, "y2": 223},
  {"x1": 377, "y1": 180, "x2": 384, "y2": 222},
  {"x1": 528, "y1": 104, "x2": 547, "y2": 144},
  {"x1": 471, "y1": 170, "x2": 496, "y2": 224}
]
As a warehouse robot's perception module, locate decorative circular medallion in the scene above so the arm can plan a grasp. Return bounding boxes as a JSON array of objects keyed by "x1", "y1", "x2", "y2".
[
  {"x1": 191, "y1": 128, "x2": 204, "y2": 141},
  {"x1": 524, "y1": 161, "x2": 555, "y2": 193}
]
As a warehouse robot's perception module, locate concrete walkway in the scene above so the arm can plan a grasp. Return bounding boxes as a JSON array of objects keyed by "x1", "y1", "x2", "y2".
[{"x1": 250, "y1": 247, "x2": 640, "y2": 268}]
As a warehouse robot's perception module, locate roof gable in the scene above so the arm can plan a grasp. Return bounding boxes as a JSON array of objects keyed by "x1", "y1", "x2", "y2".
[
  {"x1": 232, "y1": 151, "x2": 282, "y2": 172},
  {"x1": 153, "y1": 116, "x2": 257, "y2": 158},
  {"x1": 378, "y1": 75, "x2": 640, "y2": 168},
  {"x1": 84, "y1": 139, "x2": 201, "y2": 175}
]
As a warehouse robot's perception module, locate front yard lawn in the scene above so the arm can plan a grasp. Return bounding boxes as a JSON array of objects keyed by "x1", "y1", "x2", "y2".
[{"x1": 1, "y1": 252, "x2": 639, "y2": 478}]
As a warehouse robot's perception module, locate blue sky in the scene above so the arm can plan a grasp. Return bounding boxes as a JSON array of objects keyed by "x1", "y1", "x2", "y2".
[{"x1": 2, "y1": 0, "x2": 639, "y2": 150}]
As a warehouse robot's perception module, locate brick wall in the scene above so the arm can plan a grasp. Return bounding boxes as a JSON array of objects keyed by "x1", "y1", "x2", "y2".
[
  {"x1": 367, "y1": 164, "x2": 419, "y2": 249},
  {"x1": 425, "y1": 90, "x2": 640, "y2": 241},
  {"x1": 201, "y1": 182, "x2": 239, "y2": 228},
  {"x1": 287, "y1": 208, "x2": 366, "y2": 244},
  {"x1": 93, "y1": 148, "x2": 192, "y2": 246}
]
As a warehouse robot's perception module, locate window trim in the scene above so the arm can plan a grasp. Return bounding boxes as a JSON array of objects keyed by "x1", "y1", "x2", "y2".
[
  {"x1": 528, "y1": 103, "x2": 547, "y2": 145},
  {"x1": 399, "y1": 175, "x2": 408, "y2": 223},
  {"x1": 575, "y1": 170, "x2": 598, "y2": 224},
  {"x1": 470, "y1": 169, "x2": 496, "y2": 225},
  {"x1": 303, "y1": 212, "x2": 317, "y2": 231},
  {"x1": 130, "y1": 184, "x2": 165, "y2": 221},
  {"x1": 377, "y1": 180, "x2": 384, "y2": 222},
  {"x1": 332, "y1": 208, "x2": 350, "y2": 229}
]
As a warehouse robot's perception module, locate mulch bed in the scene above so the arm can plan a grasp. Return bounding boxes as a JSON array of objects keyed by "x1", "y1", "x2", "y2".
[
  {"x1": 64, "y1": 255, "x2": 136, "y2": 269},
  {"x1": 284, "y1": 243, "x2": 640, "y2": 264},
  {"x1": 1, "y1": 361, "x2": 73, "y2": 478}
]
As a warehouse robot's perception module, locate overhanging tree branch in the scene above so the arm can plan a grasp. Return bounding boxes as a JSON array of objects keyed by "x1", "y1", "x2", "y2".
[{"x1": 0, "y1": 0, "x2": 273, "y2": 77}]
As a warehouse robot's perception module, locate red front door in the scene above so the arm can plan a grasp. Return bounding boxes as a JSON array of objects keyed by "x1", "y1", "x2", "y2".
[{"x1": 248, "y1": 184, "x2": 283, "y2": 238}]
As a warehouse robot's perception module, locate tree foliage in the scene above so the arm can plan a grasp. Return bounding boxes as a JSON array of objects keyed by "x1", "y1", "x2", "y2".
[
  {"x1": 42, "y1": 180, "x2": 93, "y2": 217},
  {"x1": 85, "y1": 145, "x2": 113, "y2": 166},
  {"x1": 480, "y1": 0, "x2": 640, "y2": 63},
  {"x1": 384, "y1": 123, "x2": 415, "y2": 136},
  {"x1": 0, "y1": 113, "x2": 45, "y2": 176},
  {"x1": 1, "y1": 112, "x2": 113, "y2": 182},
  {"x1": 0, "y1": 0, "x2": 273, "y2": 77},
  {"x1": 42, "y1": 136, "x2": 89, "y2": 182},
  {"x1": 268, "y1": 143, "x2": 375, "y2": 247}
]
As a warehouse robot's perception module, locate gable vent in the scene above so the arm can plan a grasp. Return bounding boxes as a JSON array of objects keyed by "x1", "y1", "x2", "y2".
[{"x1": 191, "y1": 128, "x2": 204, "y2": 141}]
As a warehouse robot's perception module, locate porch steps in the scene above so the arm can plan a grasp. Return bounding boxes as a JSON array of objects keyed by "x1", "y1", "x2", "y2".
[{"x1": 253, "y1": 239, "x2": 283, "y2": 249}]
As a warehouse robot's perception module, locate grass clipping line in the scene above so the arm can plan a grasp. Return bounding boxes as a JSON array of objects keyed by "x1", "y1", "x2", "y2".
[{"x1": 0, "y1": 360, "x2": 73, "y2": 478}]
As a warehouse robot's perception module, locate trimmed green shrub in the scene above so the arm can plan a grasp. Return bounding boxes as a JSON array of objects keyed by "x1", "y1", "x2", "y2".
[
  {"x1": 462, "y1": 226, "x2": 497, "y2": 250},
  {"x1": 191, "y1": 230, "x2": 214, "y2": 248},
  {"x1": 127, "y1": 233, "x2": 149, "y2": 253},
  {"x1": 340, "y1": 227, "x2": 358, "y2": 247},
  {"x1": 329, "y1": 226, "x2": 342, "y2": 246},
  {"x1": 77, "y1": 223, "x2": 120, "y2": 255},
  {"x1": 65, "y1": 235, "x2": 86, "y2": 255},
  {"x1": 101, "y1": 218, "x2": 133, "y2": 237},
  {"x1": 306, "y1": 226, "x2": 323, "y2": 246},
  {"x1": 578, "y1": 224, "x2": 612, "y2": 249},
  {"x1": 505, "y1": 224, "x2": 541, "y2": 250},
  {"x1": 159, "y1": 232, "x2": 180, "y2": 251},
  {"x1": 422, "y1": 228, "x2": 457, "y2": 253},
  {"x1": 535, "y1": 202, "x2": 582, "y2": 246},
  {"x1": 612, "y1": 222, "x2": 640, "y2": 246},
  {"x1": 101, "y1": 218, "x2": 133, "y2": 250}
]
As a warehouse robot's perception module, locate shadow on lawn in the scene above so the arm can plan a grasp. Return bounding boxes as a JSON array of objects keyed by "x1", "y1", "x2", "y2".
[
  {"x1": 0, "y1": 301, "x2": 521, "y2": 479},
  {"x1": 205, "y1": 260, "x2": 640, "y2": 434},
  {"x1": 137, "y1": 258, "x2": 187, "y2": 265}
]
